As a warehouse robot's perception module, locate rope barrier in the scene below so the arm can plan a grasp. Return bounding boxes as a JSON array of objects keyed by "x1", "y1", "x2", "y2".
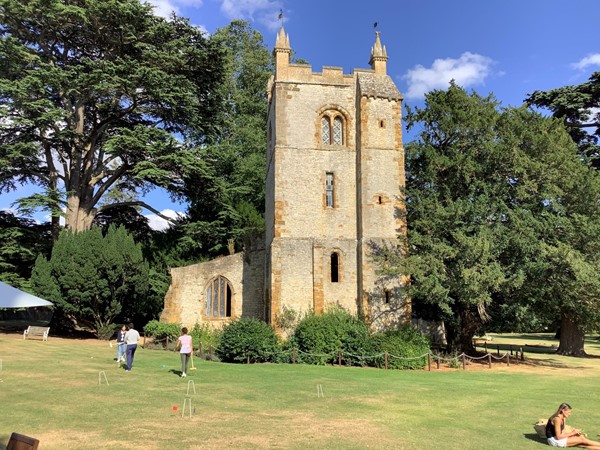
[{"x1": 145, "y1": 336, "x2": 519, "y2": 370}]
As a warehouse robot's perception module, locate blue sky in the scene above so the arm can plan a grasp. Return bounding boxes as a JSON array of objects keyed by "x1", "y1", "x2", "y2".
[{"x1": 2, "y1": 0, "x2": 599, "y2": 229}]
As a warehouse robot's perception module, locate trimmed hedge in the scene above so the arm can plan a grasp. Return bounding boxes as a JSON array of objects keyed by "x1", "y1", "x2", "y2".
[{"x1": 217, "y1": 318, "x2": 279, "y2": 363}]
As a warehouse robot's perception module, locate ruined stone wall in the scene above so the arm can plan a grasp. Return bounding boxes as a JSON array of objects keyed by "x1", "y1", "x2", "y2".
[{"x1": 160, "y1": 247, "x2": 264, "y2": 329}]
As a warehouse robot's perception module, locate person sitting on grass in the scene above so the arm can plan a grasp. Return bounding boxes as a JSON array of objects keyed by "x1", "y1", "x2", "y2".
[{"x1": 546, "y1": 403, "x2": 600, "y2": 449}]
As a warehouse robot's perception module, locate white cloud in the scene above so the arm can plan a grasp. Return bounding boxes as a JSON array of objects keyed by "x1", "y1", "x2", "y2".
[
  {"x1": 145, "y1": 0, "x2": 203, "y2": 18},
  {"x1": 403, "y1": 52, "x2": 495, "y2": 99},
  {"x1": 220, "y1": 0, "x2": 283, "y2": 31},
  {"x1": 145, "y1": 209, "x2": 185, "y2": 231},
  {"x1": 571, "y1": 53, "x2": 600, "y2": 71}
]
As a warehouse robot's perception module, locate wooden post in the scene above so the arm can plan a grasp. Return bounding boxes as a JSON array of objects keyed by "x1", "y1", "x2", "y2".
[
  {"x1": 496, "y1": 344, "x2": 500, "y2": 357},
  {"x1": 520, "y1": 347, "x2": 524, "y2": 361},
  {"x1": 488, "y1": 353, "x2": 491, "y2": 369},
  {"x1": 506, "y1": 353, "x2": 510, "y2": 367},
  {"x1": 436, "y1": 355, "x2": 440, "y2": 370},
  {"x1": 292, "y1": 348, "x2": 297, "y2": 364},
  {"x1": 462, "y1": 353, "x2": 466, "y2": 370},
  {"x1": 247, "y1": 355, "x2": 250, "y2": 364},
  {"x1": 384, "y1": 352, "x2": 389, "y2": 370},
  {"x1": 428, "y1": 353, "x2": 431, "y2": 372},
  {"x1": 166, "y1": 336, "x2": 169, "y2": 350},
  {"x1": 484, "y1": 342, "x2": 488, "y2": 353},
  {"x1": 510, "y1": 345, "x2": 513, "y2": 356},
  {"x1": 338, "y1": 351, "x2": 342, "y2": 367}
]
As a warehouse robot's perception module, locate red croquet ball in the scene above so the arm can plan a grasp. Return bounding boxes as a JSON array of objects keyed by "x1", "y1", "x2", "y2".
[{"x1": 172, "y1": 406, "x2": 178, "y2": 411}]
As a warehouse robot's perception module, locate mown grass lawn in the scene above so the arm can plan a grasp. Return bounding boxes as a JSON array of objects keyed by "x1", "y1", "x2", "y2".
[{"x1": 2, "y1": 332, "x2": 600, "y2": 449}]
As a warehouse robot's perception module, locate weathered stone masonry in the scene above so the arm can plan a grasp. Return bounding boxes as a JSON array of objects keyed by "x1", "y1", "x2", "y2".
[{"x1": 160, "y1": 28, "x2": 410, "y2": 331}]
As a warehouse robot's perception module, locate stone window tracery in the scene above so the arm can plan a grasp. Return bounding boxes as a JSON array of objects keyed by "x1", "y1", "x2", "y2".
[
  {"x1": 205, "y1": 275, "x2": 232, "y2": 318},
  {"x1": 320, "y1": 112, "x2": 345, "y2": 146}
]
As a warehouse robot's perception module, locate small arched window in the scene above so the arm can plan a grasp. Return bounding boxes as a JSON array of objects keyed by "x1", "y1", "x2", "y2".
[
  {"x1": 205, "y1": 275, "x2": 232, "y2": 318},
  {"x1": 330, "y1": 252, "x2": 339, "y2": 283}
]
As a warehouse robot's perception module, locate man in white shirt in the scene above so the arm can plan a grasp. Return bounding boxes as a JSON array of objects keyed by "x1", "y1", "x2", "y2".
[{"x1": 124, "y1": 323, "x2": 140, "y2": 372}]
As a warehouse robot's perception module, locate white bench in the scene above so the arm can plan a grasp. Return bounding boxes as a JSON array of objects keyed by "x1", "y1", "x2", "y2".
[{"x1": 23, "y1": 326, "x2": 50, "y2": 341}]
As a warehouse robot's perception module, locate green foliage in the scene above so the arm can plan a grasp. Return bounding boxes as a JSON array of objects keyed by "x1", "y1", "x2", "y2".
[
  {"x1": 0, "y1": 211, "x2": 52, "y2": 289},
  {"x1": 274, "y1": 305, "x2": 300, "y2": 336},
  {"x1": 370, "y1": 326, "x2": 430, "y2": 369},
  {"x1": 526, "y1": 71, "x2": 600, "y2": 168},
  {"x1": 190, "y1": 322, "x2": 221, "y2": 353},
  {"x1": 143, "y1": 320, "x2": 181, "y2": 345},
  {"x1": 398, "y1": 82, "x2": 600, "y2": 354},
  {"x1": 291, "y1": 306, "x2": 372, "y2": 366},
  {"x1": 217, "y1": 317, "x2": 279, "y2": 363},
  {"x1": 177, "y1": 20, "x2": 271, "y2": 258},
  {"x1": 0, "y1": 0, "x2": 226, "y2": 231},
  {"x1": 97, "y1": 323, "x2": 119, "y2": 341},
  {"x1": 30, "y1": 225, "x2": 149, "y2": 335}
]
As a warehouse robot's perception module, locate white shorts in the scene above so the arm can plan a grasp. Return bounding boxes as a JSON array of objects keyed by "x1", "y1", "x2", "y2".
[{"x1": 547, "y1": 437, "x2": 568, "y2": 448}]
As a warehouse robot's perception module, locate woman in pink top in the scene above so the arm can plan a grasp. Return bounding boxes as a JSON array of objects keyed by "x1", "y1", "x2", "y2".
[{"x1": 175, "y1": 327, "x2": 193, "y2": 378}]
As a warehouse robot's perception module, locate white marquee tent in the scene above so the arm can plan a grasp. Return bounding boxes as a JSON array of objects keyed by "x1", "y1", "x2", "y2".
[{"x1": 0, "y1": 281, "x2": 54, "y2": 308}]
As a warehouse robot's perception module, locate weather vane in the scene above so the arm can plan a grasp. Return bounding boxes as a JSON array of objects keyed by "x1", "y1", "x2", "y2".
[{"x1": 278, "y1": 9, "x2": 284, "y2": 25}]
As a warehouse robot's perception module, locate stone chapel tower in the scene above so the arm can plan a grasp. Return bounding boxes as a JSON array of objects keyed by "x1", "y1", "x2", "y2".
[{"x1": 264, "y1": 28, "x2": 410, "y2": 330}]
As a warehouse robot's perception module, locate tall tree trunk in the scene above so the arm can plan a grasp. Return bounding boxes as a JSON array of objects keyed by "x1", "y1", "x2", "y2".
[
  {"x1": 66, "y1": 195, "x2": 95, "y2": 232},
  {"x1": 556, "y1": 313, "x2": 586, "y2": 356},
  {"x1": 444, "y1": 306, "x2": 481, "y2": 354},
  {"x1": 458, "y1": 308, "x2": 481, "y2": 354}
]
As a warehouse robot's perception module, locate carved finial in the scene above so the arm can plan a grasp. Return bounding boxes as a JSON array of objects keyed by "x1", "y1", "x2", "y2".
[
  {"x1": 275, "y1": 26, "x2": 290, "y2": 50},
  {"x1": 369, "y1": 31, "x2": 388, "y2": 74}
]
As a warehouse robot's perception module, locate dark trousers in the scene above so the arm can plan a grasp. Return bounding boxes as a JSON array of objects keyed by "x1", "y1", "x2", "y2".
[{"x1": 126, "y1": 344, "x2": 137, "y2": 370}]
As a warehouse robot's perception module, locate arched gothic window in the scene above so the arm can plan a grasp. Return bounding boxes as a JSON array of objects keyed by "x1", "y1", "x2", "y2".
[
  {"x1": 321, "y1": 114, "x2": 345, "y2": 145},
  {"x1": 205, "y1": 275, "x2": 232, "y2": 318}
]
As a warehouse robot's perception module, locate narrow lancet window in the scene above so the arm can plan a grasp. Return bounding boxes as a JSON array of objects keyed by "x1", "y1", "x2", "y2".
[
  {"x1": 321, "y1": 117, "x2": 330, "y2": 144},
  {"x1": 333, "y1": 116, "x2": 343, "y2": 144},
  {"x1": 331, "y1": 252, "x2": 339, "y2": 283},
  {"x1": 325, "y1": 172, "x2": 334, "y2": 208}
]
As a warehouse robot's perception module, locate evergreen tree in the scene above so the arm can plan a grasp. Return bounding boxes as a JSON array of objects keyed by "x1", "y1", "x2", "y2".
[
  {"x1": 30, "y1": 225, "x2": 149, "y2": 335},
  {"x1": 0, "y1": 211, "x2": 52, "y2": 289},
  {"x1": 387, "y1": 82, "x2": 600, "y2": 354},
  {"x1": 176, "y1": 20, "x2": 271, "y2": 258},
  {"x1": 0, "y1": 0, "x2": 225, "y2": 233},
  {"x1": 526, "y1": 72, "x2": 600, "y2": 168}
]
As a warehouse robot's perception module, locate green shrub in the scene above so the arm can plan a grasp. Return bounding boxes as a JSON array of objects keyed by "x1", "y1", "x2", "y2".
[
  {"x1": 291, "y1": 306, "x2": 371, "y2": 366},
  {"x1": 143, "y1": 320, "x2": 181, "y2": 348},
  {"x1": 370, "y1": 325, "x2": 430, "y2": 369},
  {"x1": 190, "y1": 322, "x2": 221, "y2": 355},
  {"x1": 97, "y1": 323, "x2": 119, "y2": 341},
  {"x1": 217, "y1": 318, "x2": 280, "y2": 363}
]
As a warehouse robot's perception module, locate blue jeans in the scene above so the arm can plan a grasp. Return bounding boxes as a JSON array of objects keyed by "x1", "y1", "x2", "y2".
[
  {"x1": 126, "y1": 344, "x2": 137, "y2": 370},
  {"x1": 116, "y1": 343, "x2": 126, "y2": 363}
]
